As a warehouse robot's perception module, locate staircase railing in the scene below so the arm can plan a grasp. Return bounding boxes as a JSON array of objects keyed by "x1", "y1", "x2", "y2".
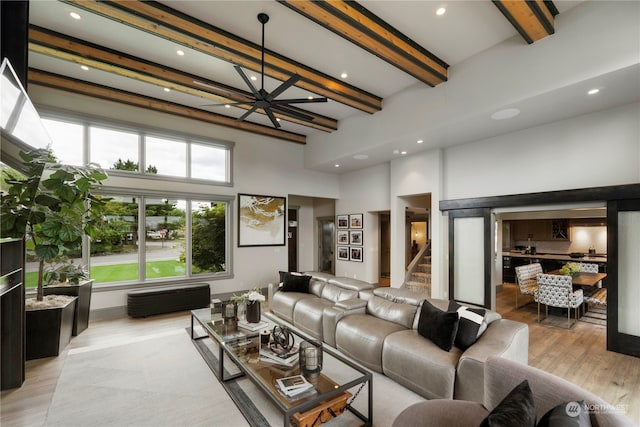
[{"x1": 403, "y1": 240, "x2": 431, "y2": 291}]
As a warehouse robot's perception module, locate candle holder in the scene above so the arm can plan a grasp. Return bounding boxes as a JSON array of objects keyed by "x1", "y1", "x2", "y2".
[
  {"x1": 299, "y1": 340, "x2": 322, "y2": 378},
  {"x1": 222, "y1": 300, "x2": 237, "y2": 330}
]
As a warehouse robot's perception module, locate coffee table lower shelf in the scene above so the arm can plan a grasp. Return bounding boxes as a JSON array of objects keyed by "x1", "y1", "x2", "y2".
[{"x1": 291, "y1": 391, "x2": 351, "y2": 427}]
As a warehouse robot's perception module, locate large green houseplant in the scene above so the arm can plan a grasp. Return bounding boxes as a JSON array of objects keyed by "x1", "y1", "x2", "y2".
[{"x1": 1, "y1": 148, "x2": 108, "y2": 301}]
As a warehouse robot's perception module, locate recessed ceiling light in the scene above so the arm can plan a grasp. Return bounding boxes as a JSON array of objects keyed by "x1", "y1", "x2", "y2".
[
  {"x1": 308, "y1": 96, "x2": 314, "y2": 100},
  {"x1": 491, "y1": 108, "x2": 520, "y2": 120},
  {"x1": 417, "y1": 139, "x2": 423, "y2": 144},
  {"x1": 80, "y1": 65, "x2": 89, "y2": 71},
  {"x1": 164, "y1": 88, "x2": 171, "y2": 92},
  {"x1": 436, "y1": 7, "x2": 446, "y2": 16},
  {"x1": 341, "y1": 72, "x2": 348, "y2": 79},
  {"x1": 176, "y1": 49, "x2": 185, "y2": 56},
  {"x1": 353, "y1": 154, "x2": 369, "y2": 160},
  {"x1": 276, "y1": 118, "x2": 281, "y2": 122},
  {"x1": 250, "y1": 76, "x2": 257, "y2": 81},
  {"x1": 224, "y1": 104, "x2": 231, "y2": 108},
  {"x1": 401, "y1": 151, "x2": 407, "y2": 155},
  {"x1": 69, "y1": 12, "x2": 81, "y2": 20},
  {"x1": 335, "y1": 164, "x2": 340, "y2": 168},
  {"x1": 588, "y1": 88, "x2": 600, "y2": 95}
]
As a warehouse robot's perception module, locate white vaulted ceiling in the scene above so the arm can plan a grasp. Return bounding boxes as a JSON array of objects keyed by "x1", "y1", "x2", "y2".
[{"x1": 27, "y1": 1, "x2": 640, "y2": 173}]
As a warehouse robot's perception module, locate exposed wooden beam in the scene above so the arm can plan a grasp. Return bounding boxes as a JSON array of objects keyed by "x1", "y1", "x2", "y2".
[
  {"x1": 493, "y1": 0, "x2": 558, "y2": 44},
  {"x1": 277, "y1": 0, "x2": 448, "y2": 87},
  {"x1": 62, "y1": 0, "x2": 382, "y2": 114},
  {"x1": 28, "y1": 26, "x2": 338, "y2": 133},
  {"x1": 28, "y1": 69, "x2": 307, "y2": 145}
]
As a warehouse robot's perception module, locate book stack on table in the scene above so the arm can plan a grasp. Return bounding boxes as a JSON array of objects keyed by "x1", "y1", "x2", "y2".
[
  {"x1": 260, "y1": 344, "x2": 299, "y2": 367},
  {"x1": 275, "y1": 375, "x2": 316, "y2": 400}
]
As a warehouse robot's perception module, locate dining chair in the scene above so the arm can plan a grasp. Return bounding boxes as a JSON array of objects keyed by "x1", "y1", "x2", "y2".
[
  {"x1": 578, "y1": 262, "x2": 602, "y2": 287},
  {"x1": 535, "y1": 274, "x2": 584, "y2": 328},
  {"x1": 514, "y1": 263, "x2": 542, "y2": 310},
  {"x1": 584, "y1": 288, "x2": 607, "y2": 308}
]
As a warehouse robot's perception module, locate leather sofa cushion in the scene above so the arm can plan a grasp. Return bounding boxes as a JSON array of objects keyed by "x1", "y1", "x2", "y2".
[
  {"x1": 327, "y1": 277, "x2": 374, "y2": 292},
  {"x1": 292, "y1": 297, "x2": 334, "y2": 340},
  {"x1": 335, "y1": 313, "x2": 406, "y2": 372},
  {"x1": 270, "y1": 291, "x2": 315, "y2": 323},
  {"x1": 383, "y1": 329, "x2": 462, "y2": 400},
  {"x1": 367, "y1": 296, "x2": 418, "y2": 329},
  {"x1": 320, "y1": 283, "x2": 358, "y2": 302},
  {"x1": 373, "y1": 288, "x2": 425, "y2": 306}
]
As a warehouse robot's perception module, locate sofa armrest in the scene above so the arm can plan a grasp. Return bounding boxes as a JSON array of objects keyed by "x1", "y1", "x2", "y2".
[
  {"x1": 268, "y1": 282, "x2": 281, "y2": 305},
  {"x1": 322, "y1": 304, "x2": 366, "y2": 347},
  {"x1": 454, "y1": 319, "x2": 529, "y2": 402},
  {"x1": 334, "y1": 298, "x2": 367, "y2": 310},
  {"x1": 391, "y1": 400, "x2": 488, "y2": 427}
]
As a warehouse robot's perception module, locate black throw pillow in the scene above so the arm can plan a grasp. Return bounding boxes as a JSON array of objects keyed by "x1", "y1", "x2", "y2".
[
  {"x1": 417, "y1": 299, "x2": 459, "y2": 352},
  {"x1": 448, "y1": 300, "x2": 487, "y2": 350},
  {"x1": 537, "y1": 401, "x2": 592, "y2": 427},
  {"x1": 479, "y1": 380, "x2": 536, "y2": 427},
  {"x1": 280, "y1": 272, "x2": 311, "y2": 293}
]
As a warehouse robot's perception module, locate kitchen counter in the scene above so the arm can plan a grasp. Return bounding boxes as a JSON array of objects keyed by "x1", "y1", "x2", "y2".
[{"x1": 503, "y1": 251, "x2": 607, "y2": 263}]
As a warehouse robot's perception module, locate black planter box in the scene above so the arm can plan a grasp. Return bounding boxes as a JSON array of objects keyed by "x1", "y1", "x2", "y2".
[
  {"x1": 26, "y1": 296, "x2": 77, "y2": 360},
  {"x1": 44, "y1": 280, "x2": 93, "y2": 336}
]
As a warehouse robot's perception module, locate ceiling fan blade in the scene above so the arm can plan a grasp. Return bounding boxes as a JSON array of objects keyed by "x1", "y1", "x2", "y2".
[
  {"x1": 270, "y1": 97, "x2": 328, "y2": 105},
  {"x1": 234, "y1": 65, "x2": 261, "y2": 99},
  {"x1": 263, "y1": 107, "x2": 280, "y2": 128},
  {"x1": 201, "y1": 101, "x2": 253, "y2": 107},
  {"x1": 266, "y1": 74, "x2": 301, "y2": 102},
  {"x1": 270, "y1": 104, "x2": 315, "y2": 121},
  {"x1": 236, "y1": 105, "x2": 259, "y2": 122}
]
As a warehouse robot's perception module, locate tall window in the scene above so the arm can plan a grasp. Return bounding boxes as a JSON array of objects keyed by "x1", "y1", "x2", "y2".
[
  {"x1": 18, "y1": 111, "x2": 235, "y2": 288},
  {"x1": 144, "y1": 197, "x2": 186, "y2": 280},
  {"x1": 90, "y1": 126, "x2": 139, "y2": 172}
]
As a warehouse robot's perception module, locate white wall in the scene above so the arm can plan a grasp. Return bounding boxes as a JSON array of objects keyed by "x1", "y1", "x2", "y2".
[
  {"x1": 334, "y1": 163, "x2": 389, "y2": 283},
  {"x1": 444, "y1": 103, "x2": 640, "y2": 200},
  {"x1": 28, "y1": 87, "x2": 340, "y2": 311}
]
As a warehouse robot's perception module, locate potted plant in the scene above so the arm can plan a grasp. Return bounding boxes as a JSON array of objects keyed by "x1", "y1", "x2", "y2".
[
  {"x1": 0, "y1": 148, "x2": 107, "y2": 358},
  {"x1": 42, "y1": 257, "x2": 94, "y2": 336},
  {"x1": 232, "y1": 287, "x2": 265, "y2": 323}
]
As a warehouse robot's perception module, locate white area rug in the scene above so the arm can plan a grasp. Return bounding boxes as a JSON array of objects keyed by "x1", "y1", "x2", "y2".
[{"x1": 46, "y1": 328, "x2": 425, "y2": 426}]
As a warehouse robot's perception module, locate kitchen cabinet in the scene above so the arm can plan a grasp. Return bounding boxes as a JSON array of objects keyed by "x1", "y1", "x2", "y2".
[{"x1": 511, "y1": 219, "x2": 570, "y2": 241}]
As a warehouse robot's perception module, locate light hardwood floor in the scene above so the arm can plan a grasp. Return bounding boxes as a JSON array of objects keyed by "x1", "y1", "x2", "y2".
[{"x1": 2, "y1": 290, "x2": 639, "y2": 426}]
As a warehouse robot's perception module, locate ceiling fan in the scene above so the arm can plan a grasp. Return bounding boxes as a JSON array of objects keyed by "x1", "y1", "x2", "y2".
[{"x1": 203, "y1": 13, "x2": 327, "y2": 128}]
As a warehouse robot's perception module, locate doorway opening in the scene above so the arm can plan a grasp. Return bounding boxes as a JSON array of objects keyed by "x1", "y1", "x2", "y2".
[
  {"x1": 318, "y1": 217, "x2": 335, "y2": 274},
  {"x1": 379, "y1": 212, "x2": 390, "y2": 286}
]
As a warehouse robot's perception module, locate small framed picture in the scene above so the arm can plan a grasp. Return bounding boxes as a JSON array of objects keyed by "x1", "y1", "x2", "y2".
[
  {"x1": 349, "y1": 213, "x2": 363, "y2": 229},
  {"x1": 337, "y1": 214, "x2": 349, "y2": 229},
  {"x1": 337, "y1": 230, "x2": 349, "y2": 244},
  {"x1": 349, "y1": 230, "x2": 363, "y2": 246},
  {"x1": 350, "y1": 246, "x2": 363, "y2": 262},
  {"x1": 337, "y1": 246, "x2": 350, "y2": 261}
]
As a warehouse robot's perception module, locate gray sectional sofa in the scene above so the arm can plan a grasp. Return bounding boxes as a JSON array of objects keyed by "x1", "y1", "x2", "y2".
[{"x1": 268, "y1": 272, "x2": 529, "y2": 403}]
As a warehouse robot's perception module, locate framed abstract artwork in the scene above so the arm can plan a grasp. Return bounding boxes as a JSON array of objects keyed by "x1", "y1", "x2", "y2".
[{"x1": 238, "y1": 193, "x2": 286, "y2": 247}]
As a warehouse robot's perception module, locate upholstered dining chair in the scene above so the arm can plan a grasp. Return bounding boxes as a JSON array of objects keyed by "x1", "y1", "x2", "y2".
[
  {"x1": 535, "y1": 274, "x2": 584, "y2": 328},
  {"x1": 578, "y1": 262, "x2": 602, "y2": 287},
  {"x1": 514, "y1": 263, "x2": 542, "y2": 310}
]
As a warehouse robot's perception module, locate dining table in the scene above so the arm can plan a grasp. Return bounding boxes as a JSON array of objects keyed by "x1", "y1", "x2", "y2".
[{"x1": 548, "y1": 270, "x2": 607, "y2": 287}]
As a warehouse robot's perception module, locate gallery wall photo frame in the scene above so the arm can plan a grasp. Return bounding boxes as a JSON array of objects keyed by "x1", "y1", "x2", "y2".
[
  {"x1": 337, "y1": 246, "x2": 350, "y2": 261},
  {"x1": 349, "y1": 213, "x2": 363, "y2": 229},
  {"x1": 349, "y1": 230, "x2": 363, "y2": 246},
  {"x1": 337, "y1": 230, "x2": 349, "y2": 245},
  {"x1": 238, "y1": 193, "x2": 286, "y2": 247},
  {"x1": 337, "y1": 214, "x2": 349, "y2": 229},
  {"x1": 350, "y1": 246, "x2": 363, "y2": 262}
]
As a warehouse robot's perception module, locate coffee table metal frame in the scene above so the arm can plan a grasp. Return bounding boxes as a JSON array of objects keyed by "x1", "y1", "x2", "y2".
[{"x1": 190, "y1": 308, "x2": 373, "y2": 427}]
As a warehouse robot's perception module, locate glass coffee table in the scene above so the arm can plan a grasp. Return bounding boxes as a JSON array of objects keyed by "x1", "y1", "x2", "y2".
[{"x1": 191, "y1": 308, "x2": 372, "y2": 427}]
